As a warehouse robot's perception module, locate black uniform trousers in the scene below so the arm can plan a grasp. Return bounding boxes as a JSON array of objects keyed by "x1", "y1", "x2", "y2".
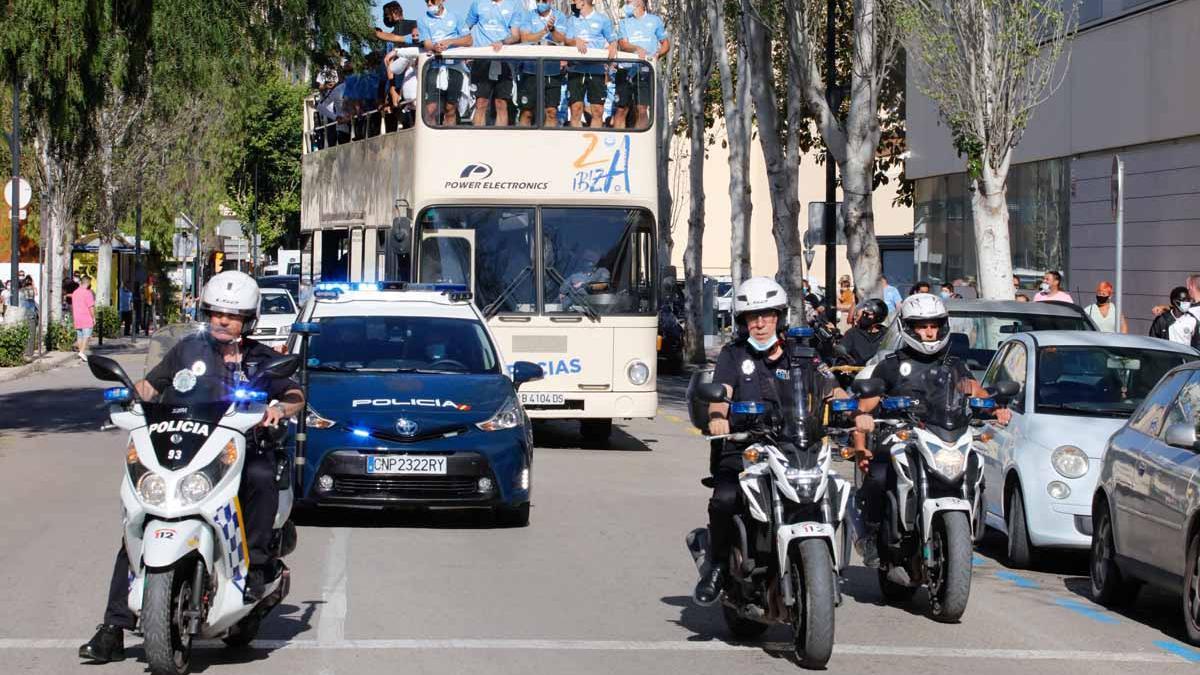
[
  {"x1": 706, "y1": 443, "x2": 745, "y2": 568},
  {"x1": 859, "y1": 453, "x2": 896, "y2": 530},
  {"x1": 102, "y1": 448, "x2": 278, "y2": 628}
]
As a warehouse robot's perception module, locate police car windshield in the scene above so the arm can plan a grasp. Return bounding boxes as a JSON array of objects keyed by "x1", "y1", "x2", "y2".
[{"x1": 306, "y1": 315, "x2": 500, "y2": 374}]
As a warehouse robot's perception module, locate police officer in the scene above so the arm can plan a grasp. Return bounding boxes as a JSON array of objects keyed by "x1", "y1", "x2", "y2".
[
  {"x1": 79, "y1": 271, "x2": 305, "y2": 664},
  {"x1": 839, "y1": 298, "x2": 888, "y2": 366},
  {"x1": 850, "y1": 294, "x2": 1009, "y2": 566}
]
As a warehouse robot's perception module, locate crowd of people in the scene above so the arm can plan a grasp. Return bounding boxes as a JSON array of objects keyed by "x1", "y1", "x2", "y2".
[{"x1": 310, "y1": 0, "x2": 670, "y2": 149}]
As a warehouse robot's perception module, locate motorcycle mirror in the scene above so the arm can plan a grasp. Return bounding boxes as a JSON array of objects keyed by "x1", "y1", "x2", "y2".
[
  {"x1": 256, "y1": 354, "x2": 301, "y2": 382},
  {"x1": 88, "y1": 355, "x2": 138, "y2": 394},
  {"x1": 693, "y1": 382, "x2": 727, "y2": 403},
  {"x1": 851, "y1": 377, "x2": 885, "y2": 399},
  {"x1": 989, "y1": 380, "x2": 1020, "y2": 402}
]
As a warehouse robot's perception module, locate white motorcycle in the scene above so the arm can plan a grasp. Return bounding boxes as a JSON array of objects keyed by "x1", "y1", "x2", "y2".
[
  {"x1": 89, "y1": 325, "x2": 300, "y2": 675},
  {"x1": 686, "y1": 329, "x2": 852, "y2": 669}
]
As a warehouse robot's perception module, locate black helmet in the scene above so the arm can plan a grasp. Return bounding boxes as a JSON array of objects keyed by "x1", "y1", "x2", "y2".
[
  {"x1": 860, "y1": 298, "x2": 888, "y2": 325},
  {"x1": 1171, "y1": 286, "x2": 1190, "y2": 308}
]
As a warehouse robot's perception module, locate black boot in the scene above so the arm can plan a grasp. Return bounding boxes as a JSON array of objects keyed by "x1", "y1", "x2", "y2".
[
  {"x1": 244, "y1": 567, "x2": 268, "y2": 604},
  {"x1": 693, "y1": 565, "x2": 725, "y2": 607},
  {"x1": 78, "y1": 624, "x2": 126, "y2": 663}
]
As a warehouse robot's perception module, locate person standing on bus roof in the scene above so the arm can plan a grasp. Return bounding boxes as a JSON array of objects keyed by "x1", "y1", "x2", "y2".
[
  {"x1": 614, "y1": 0, "x2": 669, "y2": 130},
  {"x1": 517, "y1": 3, "x2": 568, "y2": 127},
  {"x1": 376, "y1": 1, "x2": 420, "y2": 49},
  {"x1": 564, "y1": 0, "x2": 617, "y2": 129},
  {"x1": 417, "y1": 0, "x2": 474, "y2": 126},
  {"x1": 464, "y1": 0, "x2": 528, "y2": 127}
]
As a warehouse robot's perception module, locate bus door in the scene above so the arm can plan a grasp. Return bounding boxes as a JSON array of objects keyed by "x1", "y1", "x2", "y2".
[{"x1": 418, "y1": 230, "x2": 476, "y2": 290}]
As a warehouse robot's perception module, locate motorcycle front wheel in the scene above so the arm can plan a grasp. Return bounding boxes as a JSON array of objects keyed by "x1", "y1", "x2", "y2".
[
  {"x1": 928, "y1": 511, "x2": 973, "y2": 623},
  {"x1": 143, "y1": 566, "x2": 198, "y2": 675},
  {"x1": 791, "y1": 539, "x2": 835, "y2": 669}
]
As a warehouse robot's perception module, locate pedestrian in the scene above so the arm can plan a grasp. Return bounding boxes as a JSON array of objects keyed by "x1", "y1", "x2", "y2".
[
  {"x1": 880, "y1": 274, "x2": 902, "y2": 315},
  {"x1": 118, "y1": 283, "x2": 133, "y2": 336},
  {"x1": 1149, "y1": 286, "x2": 1198, "y2": 347},
  {"x1": 908, "y1": 281, "x2": 931, "y2": 296},
  {"x1": 1033, "y1": 270, "x2": 1074, "y2": 303},
  {"x1": 71, "y1": 275, "x2": 96, "y2": 361},
  {"x1": 613, "y1": 0, "x2": 669, "y2": 130},
  {"x1": 1187, "y1": 274, "x2": 1200, "y2": 323},
  {"x1": 19, "y1": 275, "x2": 37, "y2": 316},
  {"x1": 564, "y1": 0, "x2": 617, "y2": 128},
  {"x1": 939, "y1": 282, "x2": 954, "y2": 300},
  {"x1": 463, "y1": 0, "x2": 526, "y2": 127},
  {"x1": 1015, "y1": 293, "x2": 1030, "y2": 302},
  {"x1": 1083, "y1": 281, "x2": 1127, "y2": 333},
  {"x1": 0, "y1": 279, "x2": 11, "y2": 309},
  {"x1": 836, "y1": 275, "x2": 855, "y2": 328}
]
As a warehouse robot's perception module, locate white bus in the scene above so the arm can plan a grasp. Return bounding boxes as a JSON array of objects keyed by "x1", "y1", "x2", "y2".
[{"x1": 300, "y1": 46, "x2": 660, "y2": 443}]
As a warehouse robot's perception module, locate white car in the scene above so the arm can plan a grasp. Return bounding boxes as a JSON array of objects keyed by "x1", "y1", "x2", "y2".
[
  {"x1": 975, "y1": 331, "x2": 1198, "y2": 568},
  {"x1": 251, "y1": 287, "x2": 299, "y2": 347}
]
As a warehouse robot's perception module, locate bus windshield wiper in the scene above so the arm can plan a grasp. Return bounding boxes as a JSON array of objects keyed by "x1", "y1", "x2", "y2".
[
  {"x1": 545, "y1": 265, "x2": 600, "y2": 322},
  {"x1": 484, "y1": 266, "x2": 532, "y2": 319}
]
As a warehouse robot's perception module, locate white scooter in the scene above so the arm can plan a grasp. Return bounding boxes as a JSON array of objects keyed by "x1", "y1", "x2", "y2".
[{"x1": 89, "y1": 325, "x2": 300, "y2": 675}]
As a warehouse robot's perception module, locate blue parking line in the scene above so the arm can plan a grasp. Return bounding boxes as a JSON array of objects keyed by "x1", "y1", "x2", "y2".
[
  {"x1": 1053, "y1": 598, "x2": 1120, "y2": 624},
  {"x1": 994, "y1": 571, "x2": 1038, "y2": 588},
  {"x1": 972, "y1": 555, "x2": 987, "y2": 566},
  {"x1": 1154, "y1": 640, "x2": 1200, "y2": 663}
]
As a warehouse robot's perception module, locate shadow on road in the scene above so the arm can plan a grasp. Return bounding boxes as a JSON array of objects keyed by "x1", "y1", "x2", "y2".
[
  {"x1": 293, "y1": 504, "x2": 519, "y2": 530},
  {"x1": 532, "y1": 419, "x2": 653, "y2": 452},
  {"x1": 838, "y1": 565, "x2": 931, "y2": 618},
  {"x1": 660, "y1": 595, "x2": 801, "y2": 665},
  {"x1": 0, "y1": 387, "x2": 109, "y2": 437},
  {"x1": 974, "y1": 528, "x2": 1090, "y2": 575},
  {"x1": 1062, "y1": 575, "x2": 1193, "y2": 644}
]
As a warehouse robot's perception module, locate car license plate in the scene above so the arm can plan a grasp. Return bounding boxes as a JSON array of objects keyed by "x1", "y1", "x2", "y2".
[
  {"x1": 365, "y1": 455, "x2": 447, "y2": 475},
  {"x1": 520, "y1": 392, "x2": 565, "y2": 406}
]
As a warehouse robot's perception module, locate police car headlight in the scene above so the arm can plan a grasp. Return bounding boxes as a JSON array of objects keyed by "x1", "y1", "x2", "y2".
[
  {"x1": 1051, "y1": 445, "x2": 1088, "y2": 479},
  {"x1": 178, "y1": 472, "x2": 213, "y2": 505},
  {"x1": 306, "y1": 407, "x2": 336, "y2": 430},
  {"x1": 627, "y1": 360, "x2": 650, "y2": 386},
  {"x1": 930, "y1": 444, "x2": 966, "y2": 481},
  {"x1": 137, "y1": 474, "x2": 167, "y2": 506},
  {"x1": 477, "y1": 397, "x2": 523, "y2": 432}
]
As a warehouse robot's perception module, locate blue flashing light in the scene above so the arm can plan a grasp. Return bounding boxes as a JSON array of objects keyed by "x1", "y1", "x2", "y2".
[
  {"x1": 788, "y1": 326, "x2": 815, "y2": 338},
  {"x1": 731, "y1": 401, "x2": 766, "y2": 415},
  {"x1": 353, "y1": 282, "x2": 381, "y2": 292},
  {"x1": 969, "y1": 397, "x2": 996, "y2": 410},
  {"x1": 881, "y1": 397, "x2": 916, "y2": 411},
  {"x1": 351, "y1": 428, "x2": 372, "y2": 438},
  {"x1": 103, "y1": 387, "x2": 131, "y2": 402},
  {"x1": 831, "y1": 398, "x2": 859, "y2": 413},
  {"x1": 233, "y1": 388, "x2": 268, "y2": 402}
]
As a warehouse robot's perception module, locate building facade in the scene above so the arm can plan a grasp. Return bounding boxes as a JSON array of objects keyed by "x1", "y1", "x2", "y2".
[{"x1": 906, "y1": 0, "x2": 1200, "y2": 331}]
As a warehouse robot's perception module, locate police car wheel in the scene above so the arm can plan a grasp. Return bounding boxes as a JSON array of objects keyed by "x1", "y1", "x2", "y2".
[{"x1": 495, "y1": 503, "x2": 530, "y2": 528}]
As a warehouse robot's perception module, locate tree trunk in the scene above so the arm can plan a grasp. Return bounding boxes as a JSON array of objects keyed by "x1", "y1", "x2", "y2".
[
  {"x1": 682, "y1": 115, "x2": 707, "y2": 364},
  {"x1": 712, "y1": 1, "x2": 752, "y2": 292},
  {"x1": 840, "y1": 141, "x2": 883, "y2": 302},
  {"x1": 971, "y1": 153, "x2": 1016, "y2": 300},
  {"x1": 654, "y1": 65, "x2": 676, "y2": 298}
]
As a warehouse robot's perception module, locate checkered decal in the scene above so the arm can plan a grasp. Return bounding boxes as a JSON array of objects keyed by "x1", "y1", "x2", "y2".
[{"x1": 213, "y1": 499, "x2": 249, "y2": 593}]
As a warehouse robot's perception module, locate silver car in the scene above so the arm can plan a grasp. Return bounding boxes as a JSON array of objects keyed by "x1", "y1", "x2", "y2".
[
  {"x1": 1091, "y1": 360, "x2": 1200, "y2": 644},
  {"x1": 976, "y1": 331, "x2": 1197, "y2": 569}
]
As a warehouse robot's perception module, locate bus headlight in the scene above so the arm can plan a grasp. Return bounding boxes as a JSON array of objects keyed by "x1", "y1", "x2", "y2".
[
  {"x1": 627, "y1": 360, "x2": 650, "y2": 386},
  {"x1": 1051, "y1": 446, "x2": 1088, "y2": 479}
]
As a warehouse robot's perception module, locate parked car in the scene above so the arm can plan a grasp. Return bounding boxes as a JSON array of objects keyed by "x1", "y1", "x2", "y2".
[
  {"x1": 1091, "y1": 359, "x2": 1200, "y2": 643},
  {"x1": 860, "y1": 299, "x2": 1098, "y2": 379},
  {"x1": 976, "y1": 332, "x2": 1198, "y2": 568},
  {"x1": 251, "y1": 288, "x2": 299, "y2": 347}
]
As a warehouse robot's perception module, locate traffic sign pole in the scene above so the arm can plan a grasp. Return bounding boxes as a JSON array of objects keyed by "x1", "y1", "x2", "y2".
[
  {"x1": 8, "y1": 70, "x2": 19, "y2": 304},
  {"x1": 1112, "y1": 155, "x2": 1124, "y2": 332}
]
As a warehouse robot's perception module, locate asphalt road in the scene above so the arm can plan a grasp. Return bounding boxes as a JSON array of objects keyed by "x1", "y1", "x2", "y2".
[{"x1": 1, "y1": 353, "x2": 1199, "y2": 674}]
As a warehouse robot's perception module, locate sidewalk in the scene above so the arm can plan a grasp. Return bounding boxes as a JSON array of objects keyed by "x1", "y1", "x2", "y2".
[{"x1": 0, "y1": 336, "x2": 147, "y2": 385}]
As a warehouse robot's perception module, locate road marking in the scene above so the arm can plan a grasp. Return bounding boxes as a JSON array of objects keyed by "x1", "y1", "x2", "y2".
[
  {"x1": 995, "y1": 570, "x2": 1039, "y2": 588},
  {"x1": 1054, "y1": 598, "x2": 1120, "y2": 624},
  {"x1": 317, "y1": 528, "x2": 350, "y2": 645},
  {"x1": 1154, "y1": 640, "x2": 1200, "y2": 663},
  {"x1": 665, "y1": 414, "x2": 683, "y2": 424},
  {"x1": 0, "y1": 638, "x2": 1187, "y2": 662}
]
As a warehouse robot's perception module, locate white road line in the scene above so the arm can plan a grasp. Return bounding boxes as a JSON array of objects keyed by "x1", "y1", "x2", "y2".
[
  {"x1": 316, "y1": 528, "x2": 350, "y2": 645},
  {"x1": 0, "y1": 638, "x2": 1183, "y2": 663}
]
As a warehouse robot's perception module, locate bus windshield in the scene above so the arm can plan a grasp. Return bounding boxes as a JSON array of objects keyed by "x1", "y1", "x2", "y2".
[{"x1": 416, "y1": 206, "x2": 654, "y2": 317}]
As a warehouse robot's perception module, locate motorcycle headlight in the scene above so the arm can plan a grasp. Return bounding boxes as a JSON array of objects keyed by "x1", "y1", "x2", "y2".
[
  {"x1": 180, "y1": 439, "x2": 239, "y2": 504},
  {"x1": 930, "y1": 444, "x2": 966, "y2": 481},
  {"x1": 137, "y1": 473, "x2": 167, "y2": 506},
  {"x1": 178, "y1": 472, "x2": 213, "y2": 504},
  {"x1": 784, "y1": 468, "x2": 823, "y2": 502},
  {"x1": 1051, "y1": 445, "x2": 1088, "y2": 479},
  {"x1": 627, "y1": 360, "x2": 650, "y2": 386},
  {"x1": 477, "y1": 397, "x2": 523, "y2": 432}
]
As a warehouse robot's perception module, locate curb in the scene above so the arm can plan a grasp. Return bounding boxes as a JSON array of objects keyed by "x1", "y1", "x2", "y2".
[{"x1": 0, "y1": 351, "x2": 81, "y2": 384}]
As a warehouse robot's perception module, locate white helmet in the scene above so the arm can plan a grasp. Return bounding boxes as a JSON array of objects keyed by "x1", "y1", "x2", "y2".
[
  {"x1": 732, "y1": 276, "x2": 788, "y2": 322},
  {"x1": 898, "y1": 293, "x2": 950, "y2": 356},
  {"x1": 199, "y1": 271, "x2": 260, "y2": 336}
]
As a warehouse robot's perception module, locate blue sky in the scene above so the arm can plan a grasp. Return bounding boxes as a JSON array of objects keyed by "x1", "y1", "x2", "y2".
[{"x1": 370, "y1": 0, "x2": 476, "y2": 25}]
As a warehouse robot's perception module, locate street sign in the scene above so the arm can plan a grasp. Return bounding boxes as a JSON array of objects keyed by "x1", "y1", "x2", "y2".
[
  {"x1": 805, "y1": 202, "x2": 846, "y2": 247},
  {"x1": 3, "y1": 177, "x2": 31, "y2": 209},
  {"x1": 172, "y1": 232, "x2": 196, "y2": 260}
]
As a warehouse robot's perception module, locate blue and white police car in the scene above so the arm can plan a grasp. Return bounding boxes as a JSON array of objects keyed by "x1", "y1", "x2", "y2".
[{"x1": 289, "y1": 282, "x2": 542, "y2": 526}]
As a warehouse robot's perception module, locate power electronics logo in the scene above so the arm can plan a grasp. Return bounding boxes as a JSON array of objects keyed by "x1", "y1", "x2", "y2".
[{"x1": 445, "y1": 163, "x2": 549, "y2": 191}]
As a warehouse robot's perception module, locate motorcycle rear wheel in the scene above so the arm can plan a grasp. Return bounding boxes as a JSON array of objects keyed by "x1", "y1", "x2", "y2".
[
  {"x1": 143, "y1": 567, "x2": 196, "y2": 675},
  {"x1": 928, "y1": 511, "x2": 973, "y2": 623},
  {"x1": 791, "y1": 539, "x2": 835, "y2": 669}
]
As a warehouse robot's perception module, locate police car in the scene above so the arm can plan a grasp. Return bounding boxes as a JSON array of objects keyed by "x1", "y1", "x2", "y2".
[{"x1": 289, "y1": 282, "x2": 542, "y2": 526}]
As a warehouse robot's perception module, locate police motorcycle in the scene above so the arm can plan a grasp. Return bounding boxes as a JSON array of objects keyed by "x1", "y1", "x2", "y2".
[
  {"x1": 685, "y1": 327, "x2": 852, "y2": 669},
  {"x1": 847, "y1": 368, "x2": 1018, "y2": 623},
  {"x1": 88, "y1": 324, "x2": 300, "y2": 675}
]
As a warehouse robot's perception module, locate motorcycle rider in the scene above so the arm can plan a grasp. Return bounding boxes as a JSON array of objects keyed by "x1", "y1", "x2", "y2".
[
  {"x1": 839, "y1": 298, "x2": 888, "y2": 366},
  {"x1": 80, "y1": 271, "x2": 305, "y2": 664},
  {"x1": 694, "y1": 276, "x2": 845, "y2": 605},
  {"x1": 849, "y1": 293, "x2": 1010, "y2": 567}
]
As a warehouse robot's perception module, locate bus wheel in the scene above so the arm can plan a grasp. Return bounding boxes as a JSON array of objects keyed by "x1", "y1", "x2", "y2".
[{"x1": 580, "y1": 419, "x2": 613, "y2": 446}]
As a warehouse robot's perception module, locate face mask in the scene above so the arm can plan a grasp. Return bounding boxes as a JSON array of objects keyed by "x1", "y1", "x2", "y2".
[
  {"x1": 623, "y1": 4, "x2": 635, "y2": 17},
  {"x1": 856, "y1": 316, "x2": 873, "y2": 330},
  {"x1": 747, "y1": 333, "x2": 779, "y2": 353},
  {"x1": 1096, "y1": 296, "x2": 1110, "y2": 305},
  {"x1": 426, "y1": 4, "x2": 441, "y2": 17},
  {"x1": 940, "y1": 291, "x2": 951, "y2": 299},
  {"x1": 1039, "y1": 282, "x2": 1050, "y2": 293},
  {"x1": 1181, "y1": 301, "x2": 1193, "y2": 312},
  {"x1": 537, "y1": 2, "x2": 550, "y2": 12}
]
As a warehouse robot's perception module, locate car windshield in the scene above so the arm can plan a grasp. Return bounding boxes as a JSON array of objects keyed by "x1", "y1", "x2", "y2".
[
  {"x1": 1034, "y1": 346, "x2": 1194, "y2": 417},
  {"x1": 260, "y1": 294, "x2": 296, "y2": 315},
  {"x1": 306, "y1": 315, "x2": 499, "y2": 374},
  {"x1": 944, "y1": 312, "x2": 1093, "y2": 372}
]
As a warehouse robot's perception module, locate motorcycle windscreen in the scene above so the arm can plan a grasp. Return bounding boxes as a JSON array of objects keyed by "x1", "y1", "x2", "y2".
[
  {"x1": 783, "y1": 356, "x2": 831, "y2": 450},
  {"x1": 919, "y1": 364, "x2": 972, "y2": 431}
]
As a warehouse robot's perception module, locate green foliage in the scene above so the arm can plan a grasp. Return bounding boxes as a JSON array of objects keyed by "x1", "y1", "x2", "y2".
[
  {"x1": 0, "y1": 321, "x2": 31, "y2": 367},
  {"x1": 44, "y1": 317, "x2": 75, "y2": 352},
  {"x1": 95, "y1": 304, "x2": 121, "y2": 339}
]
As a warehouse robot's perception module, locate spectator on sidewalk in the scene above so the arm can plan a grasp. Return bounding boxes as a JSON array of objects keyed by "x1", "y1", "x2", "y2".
[
  {"x1": 908, "y1": 281, "x2": 931, "y2": 296},
  {"x1": 836, "y1": 275, "x2": 855, "y2": 327},
  {"x1": 71, "y1": 276, "x2": 95, "y2": 361},
  {"x1": 1033, "y1": 270, "x2": 1073, "y2": 303},
  {"x1": 0, "y1": 279, "x2": 11, "y2": 310},
  {"x1": 1187, "y1": 274, "x2": 1200, "y2": 323},
  {"x1": 880, "y1": 274, "x2": 902, "y2": 314},
  {"x1": 1083, "y1": 281, "x2": 1127, "y2": 333},
  {"x1": 1015, "y1": 293, "x2": 1030, "y2": 302},
  {"x1": 19, "y1": 276, "x2": 37, "y2": 316},
  {"x1": 1149, "y1": 286, "x2": 1197, "y2": 347},
  {"x1": 118, "y1": 284, "x2": 133, "y2": 336}
]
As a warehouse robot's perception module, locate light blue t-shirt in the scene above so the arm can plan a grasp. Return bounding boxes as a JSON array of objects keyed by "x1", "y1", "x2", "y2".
[
  {"x1": 465, "y1": 0, "x2": 527, "y2": 48},
  {"x1": 417, "y1": 8, "x2": 471, "y2": 69},
  {"x1": 882, "y1": 285, "x2": 903, "y2": 314},
  {"x1": 617, "y1": 11, "x2": 667, "y2": 68},
  {"x1": 521, "y1": 9, "x2": 568, "y2": 75},
  {"x1": 565, "y1": 9, "x2": 616, "y2": 75}
]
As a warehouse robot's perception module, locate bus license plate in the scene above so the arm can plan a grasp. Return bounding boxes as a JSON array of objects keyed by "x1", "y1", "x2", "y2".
[
  {"x1": 521, "y1": 392, "x2": 565, "y2": 406},
  {"x1": 365, "y1": 456, "x2": 447, "y2": 475}
]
